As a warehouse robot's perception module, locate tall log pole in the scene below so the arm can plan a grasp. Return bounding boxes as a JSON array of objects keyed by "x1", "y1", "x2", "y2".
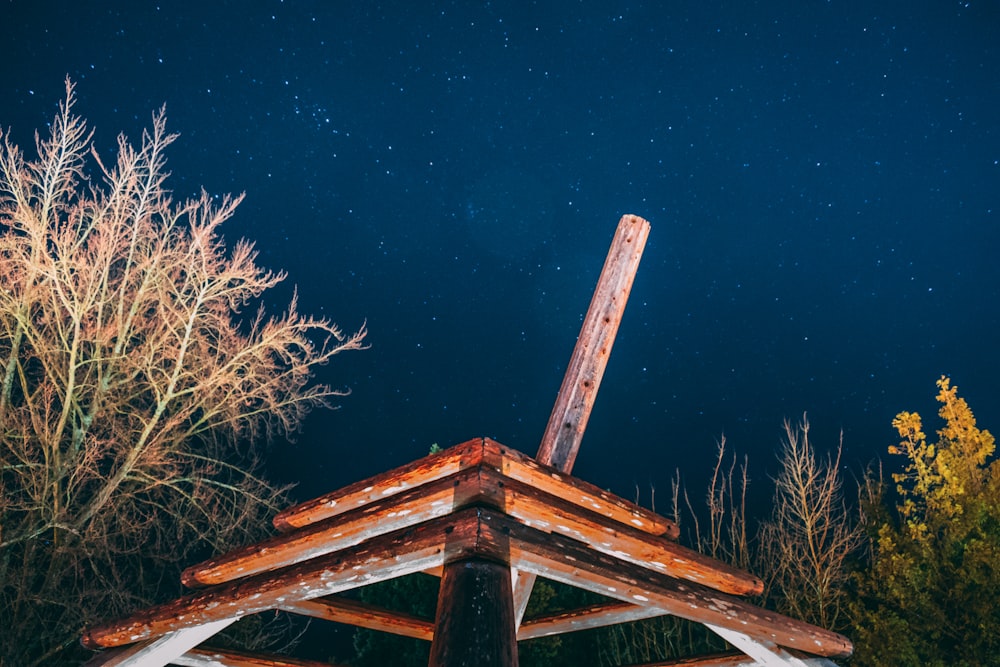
[
  {"x1": 431, "y1": 215, "x2": 649, "y2": 664},
  {"x1": 514, "y1": 213, "x2": 650, "y2": 623},
  {"x1": 536, "y1": 214, "x2": 650, "y2": 470}
]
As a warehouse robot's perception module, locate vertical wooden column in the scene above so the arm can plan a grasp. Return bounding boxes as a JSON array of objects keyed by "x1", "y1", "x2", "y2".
[
  {"x1": 429, "y1": 559, "x2": 519, "y2": 667},
  {"x1": 514, "y1": 214, "x2": 650, "y2": 623}
]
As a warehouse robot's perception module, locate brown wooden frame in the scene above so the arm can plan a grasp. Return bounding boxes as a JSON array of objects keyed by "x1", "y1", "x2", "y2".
[
  {"x1": 80, "y1": 216, "x2": 852, "y2": 666},
  {"x1": 82, "y1": 438, "x2": 852, "y2": 665}
]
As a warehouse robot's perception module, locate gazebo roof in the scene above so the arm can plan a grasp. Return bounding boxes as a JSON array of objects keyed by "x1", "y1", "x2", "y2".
[{"x1": 82, "y1": 438, "x2": 850, "y2": 666}]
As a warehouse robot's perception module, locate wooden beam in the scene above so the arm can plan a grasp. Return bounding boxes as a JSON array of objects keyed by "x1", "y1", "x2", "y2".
[
  {"x1": 518, "y1": 600, "x2": 667, "y2": 640},
  {"x1": 486, "y1": 469, "x2": 761, "y2": 596},
  {"x1": 185, "y1": 441, "x2": 684, "y2": 590},
  {"x1": 516, "y1": 214, "x2": 650, "y2": 622},
  {"x1": 268, "y1": 438, "x2": 677, "y2": 539},
  {"x1": 183, "y1": 467, "x2": 487, "y2": 588},
  {"x1": 282, "y1": 596, "x2": 660, "y2": 646},
  {"x1": 489, "y1": 439, "x2": 677, "y2": 539},
  {"x1": 511, "y1": 571, "x2": 536, "y2": 628},
  {"x1": 185, "y1": 454, "x2": 750, "y2": 597},
  {"x1": 615, "y1": 653, "x2": 839, "y2": 667},
  {"x1": 82, "y1": 509, "x2": 483, "y2": 649},
  {"x1": 536, "y1": 213, "x2": 650, "y2": 470},
  {"x1": 272, "y1": 439, "x2": 482, "y2": 531},
  {"x1": 82, "y1": 619, "x2": 236, "y2": 667},
  {"x1": 473, "y1": 510, "x2": 853, "y2": 659},
  {"x1": 171, "y1": 647, "x2": 341, "y2": 666},
  {"x1": 86, "y1": 506, "x2": 847, "y2": 661},
  {"x1": 279, "y1": 596, "x2": 434, "y2": 641},
  {"x1": 282, "y1": 595, "x2": 659, "y2": 645},
  {"x1": 631, "y1": 653, "x2": 761, "y2": 667},
  {"x1": 429, "y1": 558, "x2": 519, "y2": 667},
  {"x1": 706, "y1": 624, "x2": 836, "y2": 667}
]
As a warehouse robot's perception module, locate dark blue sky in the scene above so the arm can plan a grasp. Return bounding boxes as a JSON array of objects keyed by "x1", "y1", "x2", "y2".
[{"x1": 3, "y1": 1, "x2": 998, "y2": 508}]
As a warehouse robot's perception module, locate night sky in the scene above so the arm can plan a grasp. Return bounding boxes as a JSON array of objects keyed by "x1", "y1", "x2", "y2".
[{"x1": 3, "y1": 1, "x2": 998, "y2": 514}]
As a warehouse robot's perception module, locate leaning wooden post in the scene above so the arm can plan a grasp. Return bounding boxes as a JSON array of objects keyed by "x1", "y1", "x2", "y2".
[
  {"x1": 428, "y1": 215, "x2": 650, "y2": 663},
  {"x1": 513, "y1": 213, "x2": 650, "y2": 623},
  {"x1": 429, "y1": 559, "x2": 519, "y2": 667},
  {"x1": 536, "y1": 214, "x2": 650, "y2": 469}
]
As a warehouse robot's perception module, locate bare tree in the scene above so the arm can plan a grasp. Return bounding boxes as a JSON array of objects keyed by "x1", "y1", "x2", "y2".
[
  {"x1": 597, "y1": 438, "x2": 751, "y2": 666},
  {"x1": 757, "y1": 415, "x2": 862, "y2": 631},
  {"x1": 601, "y1": 419, "x2": 862, "y2": 665},
  {"x1": 0, "y1": 80, "x2": 367, "y2": 665},
  {"x1": 671, "y1": 435, "x2": 752, "y2": 570}
]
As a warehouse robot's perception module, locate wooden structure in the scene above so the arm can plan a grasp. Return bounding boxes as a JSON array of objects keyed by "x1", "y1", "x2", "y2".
[{"x1": 81, "y1": 216, "x2": 852, "y2": 666}]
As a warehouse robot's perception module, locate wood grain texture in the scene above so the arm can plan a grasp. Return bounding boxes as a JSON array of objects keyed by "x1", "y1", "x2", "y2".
[
  {"x1": 477, "y1": 510, "x2": 853, "y2": 659},
  {"x1": 184, "y1": 440, "x2": 682, "y2": 589},
  {"x1": 536, "y1": 214, "x2": 650, "y2": 472},
  {"x1": 429, "y1": 559, "x2": 519, "y2": 667},
  {"x1": 82, "y1": 509, "x2": 483, "y2": 649}
]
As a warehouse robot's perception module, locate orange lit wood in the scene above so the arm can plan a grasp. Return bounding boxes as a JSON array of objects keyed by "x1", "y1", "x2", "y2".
[
  {"x1": 493, "y1": 439, "x2": 677, "y2": 539},
  {"x1": 475, "y1": 511, "x2": 853, "y2": 659},
  {"x1": 644, "y1": 650, "x2": 842, "y2": 667},
  {"x1": 82, "y1": 509, "x2": 482, "y2": 649},
  {"x1": 81, "y1": 619, "x2": 236, "y2": 667},
  {"x1": 183, "y1": 466, "x2": 487, "y2": 588},
  {"x1": 488, "y1": 470, "x2": 760, "y2": 596},
  {"x1": 279, "y1": 596, "x2": 664, "y2": 643},
  {"x1": 183, "y1": 440, "x2": 686, "y2": 589},
  {"x1": 84, "y1": 503, "x2": 848, "y2": 658},
  {"x1": 280, "y1": 596, "x2": 433, "y2": 641},
  {"x1": 172, "y1": 647, "x2": 341, "y2": 666},
  {"x1": 536, "y1": 213, "x2": 650, "y2": 471},
  {"x1": 272, "y1": 439, "x2": 482, "y2": 531},
  {"x1": 516, "y1": 214, "x2": 650, "y2": 623},
  {"x1": 519, "y1": 600, "x2": 667, "y2": 640},
  {"x1": 269, "y1": 438, "x2": 676, "y2": 537},
  {"x1": 641, "y1": 654, "x2": 760, "y2": 667},
  {"x1": 646, "y1": 654, "x2": 852, "y2": 667}
]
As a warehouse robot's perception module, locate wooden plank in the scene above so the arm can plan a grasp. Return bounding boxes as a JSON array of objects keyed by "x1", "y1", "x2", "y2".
[
  {"x1": 618, "y1": 655, "x2": 837, "y2": 667},
  {"x1": 536, "y1": 213, "x2": 650, "y2": 471},
  {"x1": 186, "y1": 444, "x2": 685, "y2": 590},
  {"x1": 272, "y1": 438, "x2": 484, "y2": 531},
  {"x1": 271, "y1": 438, "x2": 676, "y2": 540},
  {"x1": 511, "y1": 571, "x2": 536, "y2": 628},
  {"x1": 473, "y1": 510, "x2": 853, "y2": 659},
  {"x1": 85, "y1": 504, "x2": 847, "y2": 660},
  {"x1": 279, "y1": 596, "x2": 434, "y2": 641},
  {"x1": 624, "y1": 653, "x2": 759, "y2": 667},
  {"x1": 82, "y1": 509, "x2": 483, "y2": 649},
  {"x1": 516, "y1": 214, "x2": 650, "y2": 622},
  {"x1": 287, "y1": 596, "x2": 661, "y2": 644},
  {"x1": 636, "y1": 650, "x2": 841, "y2": 667},
  {"x1": 518, "y1": 600, "x2": 667, "y2": 640},
  {"x1": 183, "y1": 467, "x2": 488, "y2": 587},
  {"x1": 487, "y1": 439, "x2": 678, "y2": 539},
  {"x1": 82, "y1": 619, "x2": 236, "y2": 667},
  {"x1": 429, "y1": 558, "x2": 519, "y2": 667},
  {"x1": 485, "y1": 469, "x2": 762, "y2": 596},
  {"x1": 278, "y1": 598, "x2": 844, "y2": 667},
  {"x1": 188, "y1": 457, "x2": 752, "y2": 595},
  {"x1": 706, "y1": 625, "x2": 809, "y2": 666},
  {"x1": 171, "y1": 647, "x2": 341, "y2": 666}
]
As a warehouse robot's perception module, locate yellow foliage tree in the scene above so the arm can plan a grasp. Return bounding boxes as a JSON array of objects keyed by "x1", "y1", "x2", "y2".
[{"x1": 850, "y1": 377, "x2": 1000, "y2": 666}]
